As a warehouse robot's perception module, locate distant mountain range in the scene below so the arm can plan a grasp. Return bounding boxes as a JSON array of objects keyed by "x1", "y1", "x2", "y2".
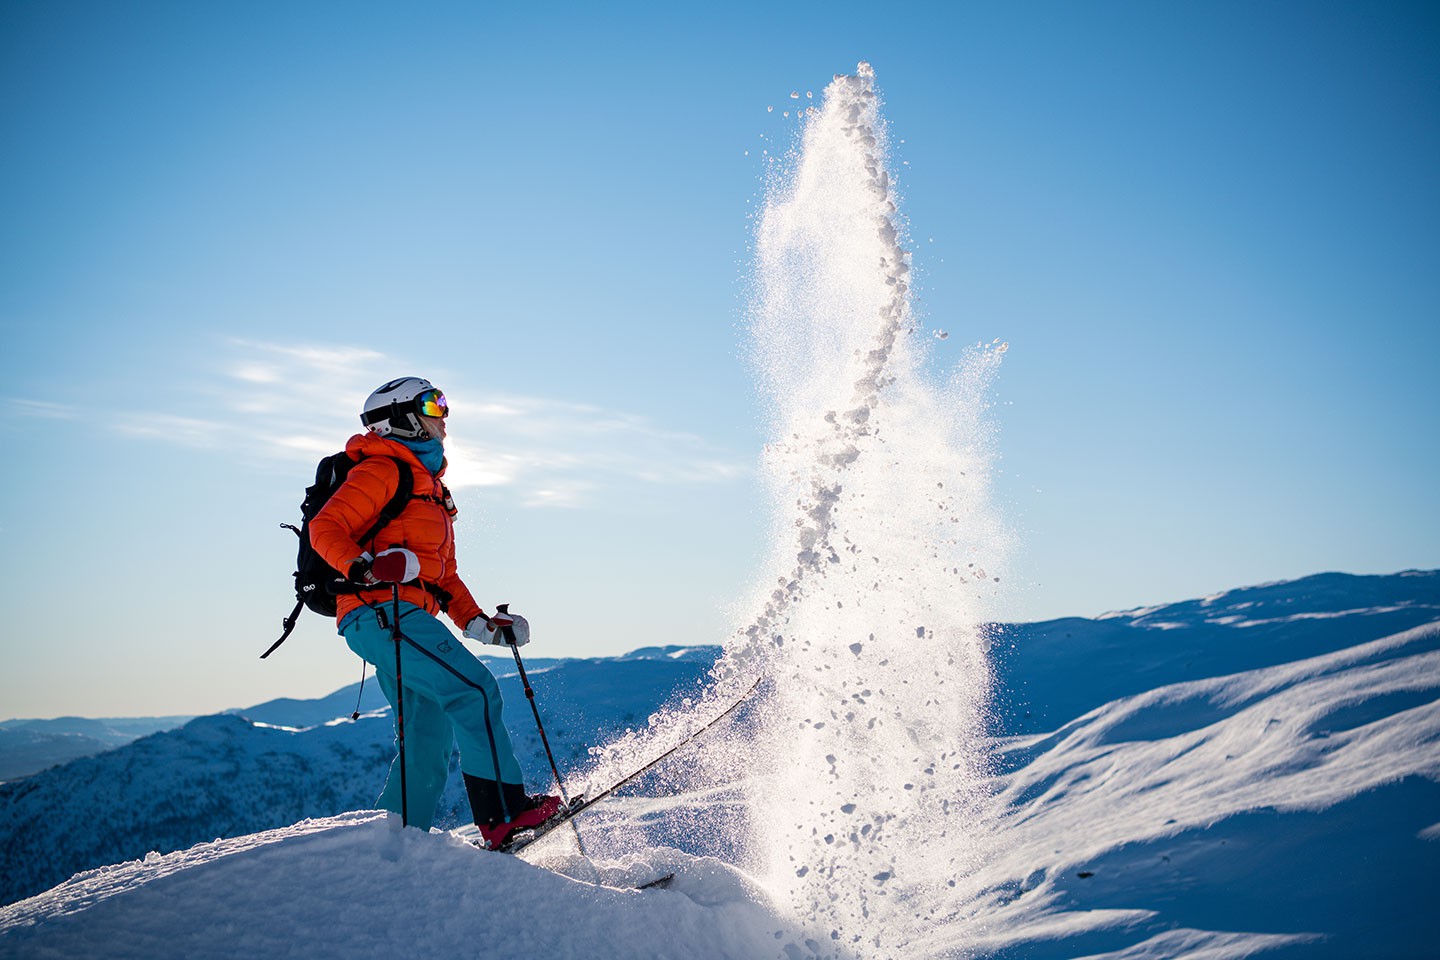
[{"x1": 0, "y1": 716, "x2": 195, "y2": 782}]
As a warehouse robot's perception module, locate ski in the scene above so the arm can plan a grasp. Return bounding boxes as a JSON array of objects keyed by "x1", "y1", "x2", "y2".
[{"x1": 494, "y1": 676, "x2": 763, "y2": 854}]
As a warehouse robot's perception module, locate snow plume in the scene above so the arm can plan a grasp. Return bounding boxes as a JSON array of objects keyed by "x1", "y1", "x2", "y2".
[
  {"x1": 728, "y1": 62, "x2": 1009, "y2": 955},
  {"x1": 570, "y1": 63, "x2": 1007, "y2": 956}
]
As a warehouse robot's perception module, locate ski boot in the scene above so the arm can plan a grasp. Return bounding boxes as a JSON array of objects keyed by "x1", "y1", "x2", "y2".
[
  {"x1": 465, "y1": 775, "x2": 564, "y2": 850},
  {"x1": 478, "y1": 794, "x2": 564, "y2": 850}
]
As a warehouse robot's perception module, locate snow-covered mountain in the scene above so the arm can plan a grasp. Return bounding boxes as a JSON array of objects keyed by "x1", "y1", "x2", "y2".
[
  {"x1": 2, "y1": 570, "x2": 1436, "y2": 959},
  {"x1": 0, "y1": 716, "x2": 194, "y2": 781},
  {"x1": 966, "y1": 574, "x2": 1440, "y2": 960},
  {"x1": 0, "y1": 646, "x2": 719, "y2": 909},
  {"x1": 989, "y1": 570, "x2": 1440, "y2": 735}
]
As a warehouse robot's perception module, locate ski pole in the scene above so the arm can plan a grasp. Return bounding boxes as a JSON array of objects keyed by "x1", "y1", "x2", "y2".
[
  {"x1": 495, "y1": 605, "x2": 589, "y2": 858},
  {"x1": 496, "y1": 604, "x2": 570, "y2": 807},
  {"x1": 391, "y1": 581, "x2": 408, "y2": 827}
]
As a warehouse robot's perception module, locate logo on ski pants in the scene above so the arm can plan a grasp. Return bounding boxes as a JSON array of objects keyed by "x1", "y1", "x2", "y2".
[{"x1": 340, "y1": 600, "x2": 524, "y2": 830}]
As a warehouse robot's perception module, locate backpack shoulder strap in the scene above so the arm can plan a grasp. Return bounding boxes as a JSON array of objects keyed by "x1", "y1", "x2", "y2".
[{"x1": 356, "y1": 455, "x2": 414, "y2": 548}]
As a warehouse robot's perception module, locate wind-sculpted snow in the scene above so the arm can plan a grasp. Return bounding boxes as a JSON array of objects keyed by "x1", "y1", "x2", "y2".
[{"x1": 947, "y1": 621, "x2": 1440, "y2": 960}]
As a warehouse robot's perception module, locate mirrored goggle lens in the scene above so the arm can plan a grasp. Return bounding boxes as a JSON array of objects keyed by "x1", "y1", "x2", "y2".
[{"x1": 416, "y1": 389, "x2": 449, "y2": 418}]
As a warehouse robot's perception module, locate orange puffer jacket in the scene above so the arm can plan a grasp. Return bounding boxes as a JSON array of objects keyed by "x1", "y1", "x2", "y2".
[{"x1": 308, "y1": 432, "x2": 484, "y2": 630}]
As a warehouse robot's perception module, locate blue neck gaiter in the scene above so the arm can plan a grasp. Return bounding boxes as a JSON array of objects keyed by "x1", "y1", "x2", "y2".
[{"x1": 397, "y1": 436, "x2": 445, "y2": 475}]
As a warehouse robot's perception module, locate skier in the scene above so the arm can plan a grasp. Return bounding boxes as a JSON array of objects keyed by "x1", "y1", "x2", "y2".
[{"x1": 308, "y1": 376, "x2": 561, "y2": 847}]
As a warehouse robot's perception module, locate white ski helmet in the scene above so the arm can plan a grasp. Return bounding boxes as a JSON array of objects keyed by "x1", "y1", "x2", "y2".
[{"x1": 360, "y1": 376, "x2": 448, "y2": 439}]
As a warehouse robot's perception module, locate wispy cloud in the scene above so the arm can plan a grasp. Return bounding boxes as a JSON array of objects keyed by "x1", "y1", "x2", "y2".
[
  {"x1": 4, "y1": 398, "x2": 80, "y2": 420},
  {"x1": 113, "y1": 414, "x2": 227, "y2": 449},
  {"x1": 114, "y1": 338, "x2": 747, "y2": 507}
]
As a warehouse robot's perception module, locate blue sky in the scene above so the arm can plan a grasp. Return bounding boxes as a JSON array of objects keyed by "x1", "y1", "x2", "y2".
[{"x1": 2, "y1": 1, "x2": 1436, "y2": 717}]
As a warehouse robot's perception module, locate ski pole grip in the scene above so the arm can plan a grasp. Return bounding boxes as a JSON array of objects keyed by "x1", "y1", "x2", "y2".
[{"x1": 495, "y1": 602, "x2": 519, "y2": 646}]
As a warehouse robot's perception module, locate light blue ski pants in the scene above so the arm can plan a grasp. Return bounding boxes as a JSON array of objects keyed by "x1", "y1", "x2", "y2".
[{"x1": 340, "y1": 599, "x2": 524, "y2": 829}]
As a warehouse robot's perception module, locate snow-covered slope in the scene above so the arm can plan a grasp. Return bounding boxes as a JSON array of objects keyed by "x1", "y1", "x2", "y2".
[
  {"x1": 0, "y1": 812, "x2": 801, "y2": 960},
  {"x1": 990, "y1": 570, "x2": 1440, "y2": 734},
  {"x1": 959, "y1": 617, "x2": 1440, "y2": 959},
  {"x1": 0, "y1": 646, "x2": 718, "y2": 909}
]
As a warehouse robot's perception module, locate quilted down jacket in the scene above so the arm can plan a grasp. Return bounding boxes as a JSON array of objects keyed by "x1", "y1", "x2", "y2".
[{"x1": 308, "y1": 432, "x2": 484, "y2": 630}]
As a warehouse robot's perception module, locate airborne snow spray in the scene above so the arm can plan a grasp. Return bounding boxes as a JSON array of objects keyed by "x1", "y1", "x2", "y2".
[{"x1": 584, "y1": 63, "x2": 1009, "y2": 957}]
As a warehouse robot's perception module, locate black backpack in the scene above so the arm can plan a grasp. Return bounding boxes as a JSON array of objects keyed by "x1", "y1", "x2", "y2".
[{"x1": 261, "y1": 452, "x2": 412, "y2": 658}]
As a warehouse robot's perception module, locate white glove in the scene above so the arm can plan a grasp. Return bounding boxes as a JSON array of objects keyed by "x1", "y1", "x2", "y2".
[
  {"x1": 371, "y1": 547, "x2": 420, "y2": 583},
  {"x1": 464, "y1": 610, "x2": 530, "y2": 647}
]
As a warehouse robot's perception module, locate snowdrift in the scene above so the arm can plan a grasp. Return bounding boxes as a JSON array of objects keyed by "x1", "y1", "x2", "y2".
[{"x1": 0, "y1": 812, "x2": 800, "y2": 960}]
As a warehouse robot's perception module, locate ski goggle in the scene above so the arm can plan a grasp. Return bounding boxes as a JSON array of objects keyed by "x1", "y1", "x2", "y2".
[{"x1": 415, "y1": 389, "x2": 449, "y2": 419}]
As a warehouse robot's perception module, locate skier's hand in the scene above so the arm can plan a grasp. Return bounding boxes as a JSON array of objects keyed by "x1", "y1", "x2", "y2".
[
  {"x1": 464, "y1": 611, "x2": 530, "y2": 647},
  {"x1": 346, "y1": 553, "x2": 378, "y2": 586},
  {"x1": 371, "y1": 547, "x2": 420, "y2": 583},
  {"x1": 494, "y1": 611, "x2": 530, "y2": 647}
]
